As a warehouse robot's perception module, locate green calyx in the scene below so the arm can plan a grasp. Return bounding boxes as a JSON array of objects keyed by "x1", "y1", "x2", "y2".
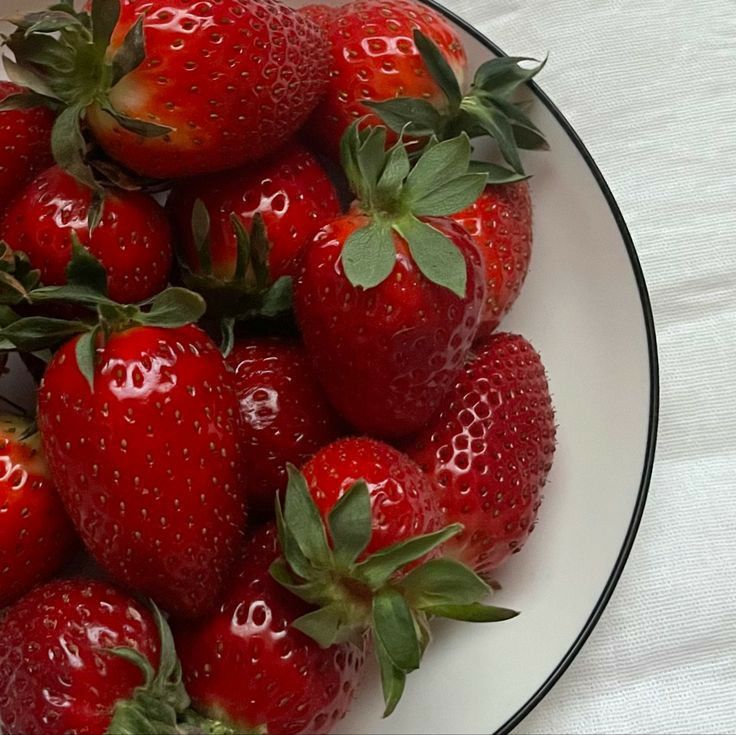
[
  {"x1": 105, "y1": 603, "x2": 191, "y2": 735},
  {"x1": 2, "y1": 0, "x2": 172, "y2": 190},
  {"x1": 340, "y1": 123, "x2": 486, "y2": 296},
  {"x1": 0, "y1": 241, "x2": 41, "y2": 306},
  {"x1": 180, "y1": 201, "x2": 293, "y2": 356},
  {"x1": 0, "y1": 235, "x2": 205, "y2": 388},
  {"x1": 365, "y1": 30, "x2": 548, "y2": 180},
  {"x1": 271, "y1": 465, "x2": 519, "y2": 717}
]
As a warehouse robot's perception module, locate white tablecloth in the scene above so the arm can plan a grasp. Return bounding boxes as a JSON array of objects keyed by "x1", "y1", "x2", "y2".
[{"x1": 441, "y1": 0, "x2": 736, "y2": 732}]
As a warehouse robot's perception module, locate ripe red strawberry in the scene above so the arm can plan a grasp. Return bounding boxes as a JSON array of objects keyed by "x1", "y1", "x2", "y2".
[
  {"x1": 450, "y1": 182, "x2": 533, "y2": 335},
  {"x1": 0, "y1": 165, "x2": 172, "y2": 303},
  {"x1": 0, "y1": 82, "x2": 54, "y2": 203},
  {"x1": 168, "y1": 143, "x2": 341, "y2": 284},
  {"x1": 405, "y1": 333, "x2": 556, "y2": 579},
  {"x1": 294, "y1": 127, "x2": 486, "y2": 438},
  {"x1": 303, "y1": 437, "x2": 440, "y2": 556},
  {"x1": 267, "y1": 454, "x2": 518, "y2": 716},
  {"x1": 0, "y1": 414, "x2": 77, "y2": 608},
  {"x1": 175, "y1": 523, "x2": 366, "y2": 735},
  {"x1": 303, "y1": 0, "x2": 467, "y2": 160},
  {"x1": 6, "y1": 0, "x2": 329, "y2": 180},
  {"x1": 0, "y1": 579, "x2": 190, "y2": 735},
  {"x1": 36, "y1": 299, "x2": 247, "y2": 617},
  {"x1": 226, "y1": 338, "x2": 344, "y2": 517}
]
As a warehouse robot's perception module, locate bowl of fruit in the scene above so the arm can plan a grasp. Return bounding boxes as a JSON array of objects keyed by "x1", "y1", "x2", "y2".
[{"x1": 0, "y1": 0, "x2": 658, "y2": 733}]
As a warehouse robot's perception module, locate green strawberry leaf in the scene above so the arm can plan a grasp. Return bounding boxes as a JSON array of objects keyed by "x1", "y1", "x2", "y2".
[
  {"x1": 0, "y1": 317, "x2": 89, "y2": 352},
  {"x1": 67, "y1": 232, "x2": 108, "y2": 295},
  {"x1": 512, "y1": 123, "x2": 549, "y2": 151},
  {"x1": 468, "y1": 160, "x2": 529, "y2": 184},
  {"x1": 282, "y1": 465, "x2": 332, "y2": 569},
  {"x1": 219, "y1": 317, "x2": 235, "y2": 357},
  {"x1": 376, "y1": 638, "x2": 406, "y2": 718},
  {"x1": 327, "y1": 480, "x2": 372, "y2": 569},
  {"x1": 51, "y1": 105, "x2": 100, "y2": 191},
  {"x1": 91, "y1": 0, "x2": 120, "y2": 51},
  {"x1": 230, "y1": 214, "x2": 251, "y2": 282},
  {"x1": 404, "y1": 134, "x2": 472, "y2": 203},
  {"x1": 473, "y1": 55, "x2": 547, "y2": 98},
  {"x1": 274, "y1": 497, "x2": 315, "y2": 581},
  {"x1": 191, "y1": 199, "x2": 212, "y2": 275},
  {"x1": 400, "y1": 558, "x2": 490, "y2": 609},
  {"x1": 394, "y1": 215, "x2": 467, "y2": 298},
  {"x1": 356, "y1": 126, "x2": 387, "y2": 193},
  {"x1": 355, "y1": 523, "x2": 463, "y2": 589},
  {"x1": 74, "y1": 324, "x2": 100, "y2": 390},
  {"x1": 269, "y1": 558, "x2": 326, "y2": 606},
  {"x1": 2, "y1": 55, "x2": 57, "y2": 99},
  {"x1": 111, "y1": 13, "x2": 145, "y2": 85},
  {"x1": 98, "y1": 99, "x2": 173, "y2": 138},
  {"x1": 375, "y1": 139, "x2": 411, "y2": 204},
  {"x1": 341, "y1": 221, "x2": 396, "y2": 290},
  {"x1": 259, "y1": 276, "x2": 292, "y2": 318},
  {"x1": 424, "y1": 602, "x2": 519, "y2": 622},
  {"x1": 372, "y1": 588, "x2": 421, "y2": 673},
  {"x1": 139, "y1": 288, "x2": 206, "y2": 328},
  {"x1": 29, "y1": 284, "x2": 113, "y2": 308},
  {"x1": 291, "y1": 605, "x2": 343, "y2": 648},
  {"x1": 463, "y1": 99, "x2": 525, "y2": 174},
  {"x1": 410, "y1": 173, "x2": 485, "y2": 217},
  {"x1": 364, "y1": 97, "x2": 442, "y2": 137},
  {"x1": 0, "y1": 91, "x2": 56, "y2": 111},
  {"x1": 413, "y1": 30, "x2": 462, "y2": 108}
]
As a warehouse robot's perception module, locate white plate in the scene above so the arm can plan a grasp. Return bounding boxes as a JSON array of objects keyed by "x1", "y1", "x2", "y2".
[{"x1": 0, "y1": 1, "x2": 658, "y2": 733}]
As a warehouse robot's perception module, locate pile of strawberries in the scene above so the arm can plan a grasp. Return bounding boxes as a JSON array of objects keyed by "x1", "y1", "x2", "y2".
[{"x1": 0, "y1": 0, "x2": 556, "y2": 733}]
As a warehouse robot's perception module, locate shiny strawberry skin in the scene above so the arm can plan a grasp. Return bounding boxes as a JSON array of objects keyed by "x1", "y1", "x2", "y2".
[
  {"x1": 87, "y1": 0, "x2": 329, "y2": 178},
  {"x1": 450, "y1": 183, "x2": 533, "y2": 335},
  {"x1": 294, "y1": 213, "x2": 485, "y2": 438},
  {"x1": 175, "y1": 524, "x2": 366, "y2": 735},
  {"x1": 304, "y1": 0, "x2": 467, "y2": 159},
  {"x1": 0, "y1": 166, "x2": 172, "y2": 303},
  {"x1": 37, "y1": 324, "x2": 248, "y2": 618},
  {"x1": 226, "y1": 338, "x2": 344, "y2": 517},
  {"x1": 303, "y1": 437, "x2": 441, "y2": 557},
  {"x1": 0, "y1": 82, "x2": 54, "y2": 204},
  {"x1": 0, "y1": 415, "x2": 77, "y2": 608},
  {"x1": 405, "y1": 333, "x2": 556, "y2": 579},
  {"x1": 0, "y1": 579, "x2": 159, "y2": 735},
  {"x1": 168, "y1": 143, "x2": 341, "y2": 281}
]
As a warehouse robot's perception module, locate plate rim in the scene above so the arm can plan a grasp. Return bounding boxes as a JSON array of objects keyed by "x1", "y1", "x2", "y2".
[{"x1": 414, "y1": 1, "x2": 660, "y2": 731}]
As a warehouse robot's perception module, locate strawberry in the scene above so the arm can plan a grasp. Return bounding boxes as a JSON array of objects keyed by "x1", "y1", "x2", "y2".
[
  {"x1": 226, "y1": 338, "x2": 344, "y2": 517},
  {"x1": 267, "y1": 453, "x2": 518, "y2": 716},
  {"x1": 168, "y1": 143, "x2": 341, "y2": 284},
  {"x1": 5, "y1": 0, "x2": 329, "y2": 181},
  {"x1": 0, "y1": 165, "x2": 172, "y2": 303},
  {"x1": 0, "y1": 82, "x2": 54, "y2": 203},
  {"x1": 0, "y1": 413, "x2": 77, "y2": 608},
  {"x1": 27, "y1": 283, "x2": 247, "y2": 618},
  {"x1": 303, "y1": 0, "x2": 467, "y2": 160},
  {"x1": 175, "y1": 523, "x2": 366, "y2": 735},
  {"x1": 302, "y1": 437, "x2": 440, "y2": 556},
  {"x1": 405, "y1": 333, "x2": 556, "y2": 579},
  {"x1": 294, "y1": 126, "x2": 486, "y2": 438},
  {"x1": 0, "y1": 579, "x2": 190, "y2": 735},
  {"x1": 450, "y1": 182, "x2": 533, "y2": 335}
]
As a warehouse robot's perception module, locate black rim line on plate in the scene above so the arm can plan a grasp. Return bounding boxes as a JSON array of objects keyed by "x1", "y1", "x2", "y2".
[{"x1": 413, "y1": 1, "x2": 661, "y2": 732}]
